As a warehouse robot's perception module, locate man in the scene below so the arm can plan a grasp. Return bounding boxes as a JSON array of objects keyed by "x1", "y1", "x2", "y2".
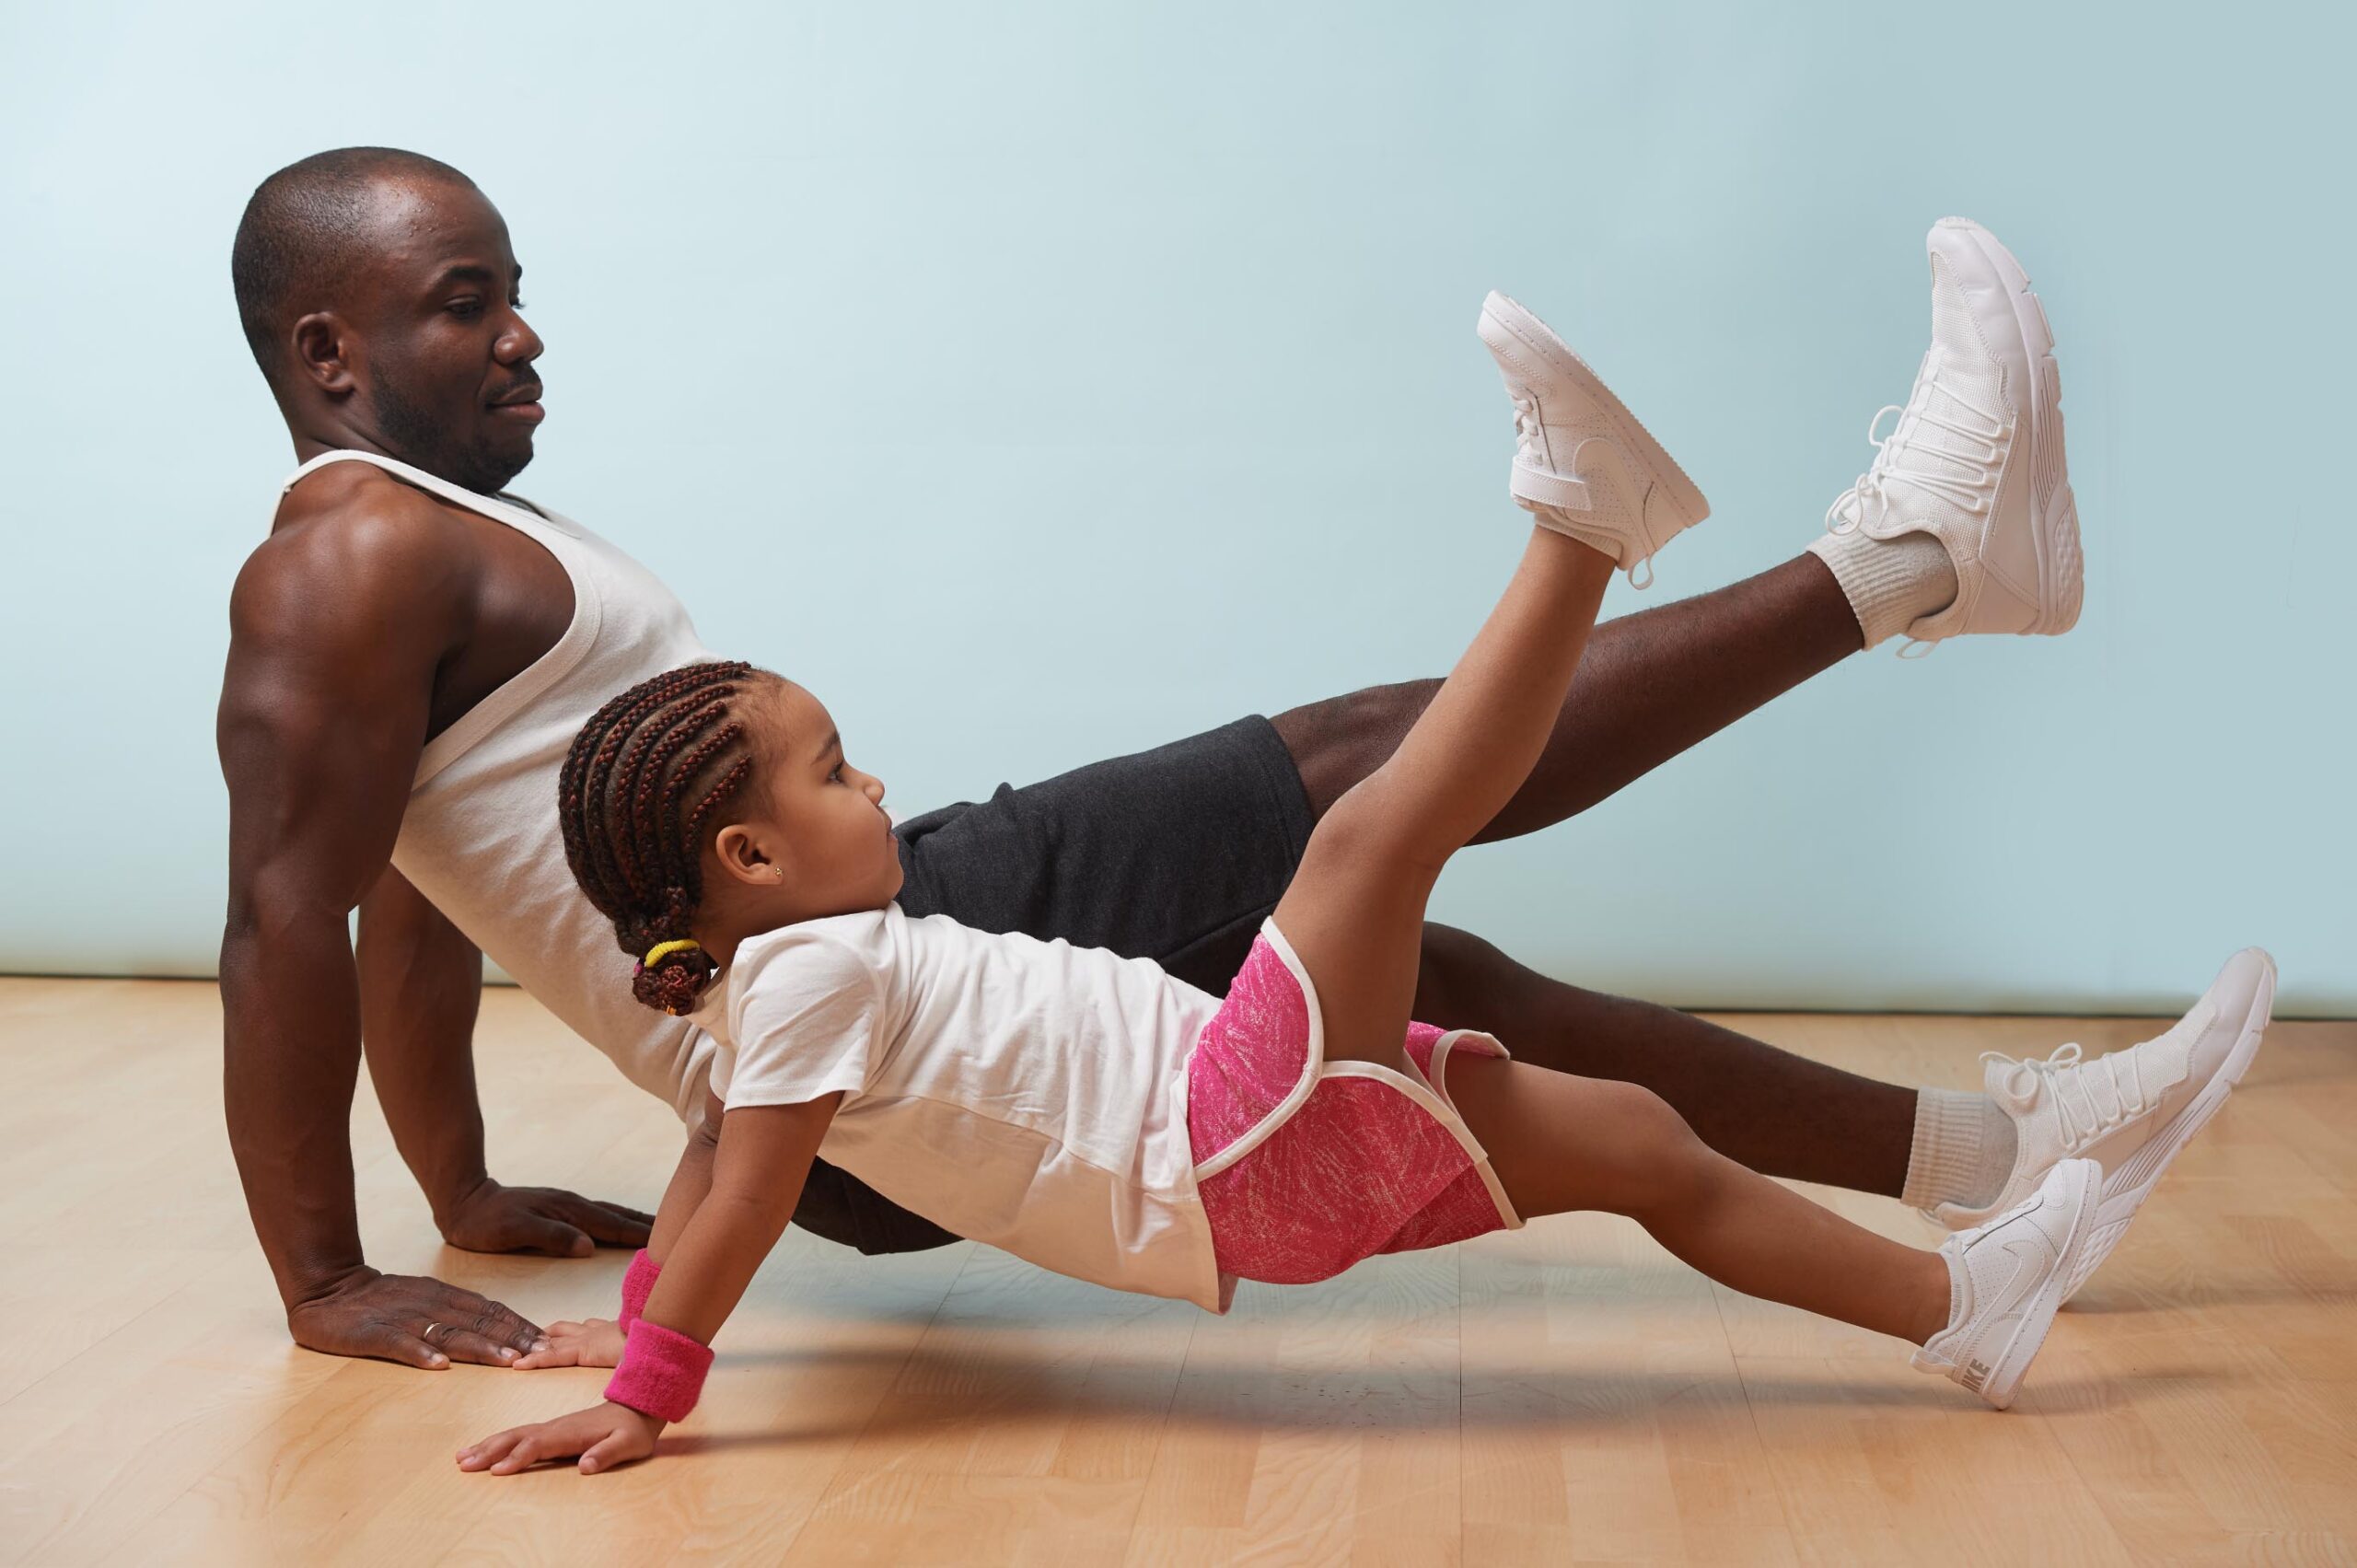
[{"x1": 219, "y1": 147, "x2": 2269, "y2": 1370}]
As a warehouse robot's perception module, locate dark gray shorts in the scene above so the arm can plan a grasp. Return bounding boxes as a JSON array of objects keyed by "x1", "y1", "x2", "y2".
[{"x1": 791, "y1": 715, "x2": 1316, "y2": 1255}]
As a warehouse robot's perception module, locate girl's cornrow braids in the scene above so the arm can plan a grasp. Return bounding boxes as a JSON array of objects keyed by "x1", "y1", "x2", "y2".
[
  {"x1": 555, "y1": 660, "x2": 765, "y2": 1015},
  {"x1": 607, "y1": 677, "x2": 738, "y2": 895},
  {"x1": 645, "y1": 720, "x2": 749, "y2": 894},
  {"x1": 562, "y1": 662, "x2": 741, "y2": 919},
  {"x1": 624, "y1": 702, "x2": 736, "y2": 900}
]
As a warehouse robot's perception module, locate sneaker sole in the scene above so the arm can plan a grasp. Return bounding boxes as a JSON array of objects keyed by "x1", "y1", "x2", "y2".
[
  {"x1": 1935, "y1": 217, "x2": 2083, "y2": 636},
  {"x1": 1478, "y1": 292, "x2": 1713, "y2": 528},
  {"x1": 2060, "y1": 950, "x2": 2279, "y2": 1302},
  {"x1": 1980, "y1": 1158, "x2": 2099, "y2": 1410}
]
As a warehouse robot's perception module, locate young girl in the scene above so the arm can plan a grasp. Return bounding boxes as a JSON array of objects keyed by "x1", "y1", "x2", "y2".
[{"x1": 459, "y1": 294, "x2": 2105, "y2": 1477}]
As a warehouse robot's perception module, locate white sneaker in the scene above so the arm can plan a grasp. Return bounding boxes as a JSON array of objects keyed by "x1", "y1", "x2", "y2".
[
  {"x1": 1826, "y1": 218, "x2": 2081, "y2": 646},
  {"x1": 1477, "y1": 290, "x2": 1710, "y2": 587},
  {"x1": 1932, "y1": 948, "x2": 2277, "y2": 1302},
  {"x1": 1913, "y1": 1157, "x2": 2098, "y2": 1410}
]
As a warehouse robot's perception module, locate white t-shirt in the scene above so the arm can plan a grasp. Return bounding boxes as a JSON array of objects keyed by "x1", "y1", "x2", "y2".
[{"x1": 697, "y1": 903, "x2": 1229, "y2": 1312}]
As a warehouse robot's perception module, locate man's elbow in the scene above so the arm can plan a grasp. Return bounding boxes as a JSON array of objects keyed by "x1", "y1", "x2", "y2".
[{"x1": 221, "y1": 875, "x2": 358, "y2": 958}]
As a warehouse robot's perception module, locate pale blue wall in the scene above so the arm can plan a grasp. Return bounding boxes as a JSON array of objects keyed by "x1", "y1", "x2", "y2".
[{"x1": 3, "y1": 3, "x2": 2349, "y2": 1014}]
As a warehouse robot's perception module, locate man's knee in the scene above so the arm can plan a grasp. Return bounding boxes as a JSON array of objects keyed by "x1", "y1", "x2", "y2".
[
  {"x1": 1269, "y1": 679, "x2": 1438, "y2": 821},
  {"x1": 1413, "y1": 922, "x2": 1554, "y2": 1032}
]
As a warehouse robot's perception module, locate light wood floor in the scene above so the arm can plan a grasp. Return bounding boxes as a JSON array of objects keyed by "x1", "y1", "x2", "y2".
[{"x1": 2, "y1": 978, "x2": 2351, "y2": 1567}]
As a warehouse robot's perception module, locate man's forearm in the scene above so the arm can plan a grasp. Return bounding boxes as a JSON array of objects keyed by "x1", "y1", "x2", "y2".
[
  {"x1": 356, "y1": 873, "x2": 492, "y2": 1223},
  {"x1": 220, "y1": 911, "x2": 371, "y2": 1308}
]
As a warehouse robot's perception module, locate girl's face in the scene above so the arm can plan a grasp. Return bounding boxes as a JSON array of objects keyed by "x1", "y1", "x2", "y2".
[{"x1": 707, "y1": 679, "x2": 903, "y2": 923}]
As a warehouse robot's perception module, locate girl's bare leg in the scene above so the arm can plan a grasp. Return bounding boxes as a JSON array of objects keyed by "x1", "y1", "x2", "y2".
[
  {"x1": 1448, "y1": 1056, "x2": 1951, "y2": 1343},
  {"x1": 1271, "y1": 525, "x2": 1616, "y2": 1073}
]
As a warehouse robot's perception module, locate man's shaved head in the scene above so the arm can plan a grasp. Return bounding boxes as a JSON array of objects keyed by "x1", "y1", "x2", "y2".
[
  {"x1": 231, "y1": 146, "x2": 475, "y2": 378},
  {"x1": 232, "y1": 146, "x2": 546, "y2": 491}
]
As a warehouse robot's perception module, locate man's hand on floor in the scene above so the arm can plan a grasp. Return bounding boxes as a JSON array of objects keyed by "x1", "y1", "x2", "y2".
[
  {"x1": 513, "y1": 1317, "x2": 625, "y2": 1369},
  {"x1": 438, "y1": 1178, "x2": 656, "y2": 1257},
  {"x1": 288, "y1": 1270, "x2": 548, "y2": 1369}
]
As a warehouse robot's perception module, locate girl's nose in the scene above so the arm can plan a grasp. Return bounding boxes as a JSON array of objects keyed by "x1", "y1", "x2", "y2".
[{"x1": 864, "y1": 775, "x2": 886, "y2": 807}]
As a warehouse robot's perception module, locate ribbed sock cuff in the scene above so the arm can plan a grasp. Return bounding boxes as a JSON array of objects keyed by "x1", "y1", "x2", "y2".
[
  {"x1": 1901, "y1": 1087, "x2": 2017, "y2": 1212},
  {"x1": 1806, "y1": 528, "x2": 1959, "y2": 648}
]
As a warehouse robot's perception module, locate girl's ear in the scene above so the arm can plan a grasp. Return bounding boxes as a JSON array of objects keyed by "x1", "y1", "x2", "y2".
[{"x1": 711, "y1": 822, "x2": 782, "y2": 888}]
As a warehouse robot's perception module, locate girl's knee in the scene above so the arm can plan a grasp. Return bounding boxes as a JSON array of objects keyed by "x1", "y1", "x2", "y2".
[{"x1": 1589, "y1": 1082, "x2": 1716, "y2": 1217}]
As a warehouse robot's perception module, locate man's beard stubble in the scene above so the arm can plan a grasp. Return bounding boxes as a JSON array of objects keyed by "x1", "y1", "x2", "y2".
[{"x1": 370, "y1": 371, "x2": 532, "y2": 495}]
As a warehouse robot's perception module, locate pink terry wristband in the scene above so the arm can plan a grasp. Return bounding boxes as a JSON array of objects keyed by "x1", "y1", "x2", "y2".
[
  {"x1": 605, "y1": 1319, "x2": 713, "y2": 1423},
  {"x1": 618, "y1": 1249, "x2": 662, "y2": 1330}
]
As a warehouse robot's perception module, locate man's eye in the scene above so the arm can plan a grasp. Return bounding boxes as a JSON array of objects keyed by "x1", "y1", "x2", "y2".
[{"x1": 448, "y1": 299, "x2": 484, "y2": 319}]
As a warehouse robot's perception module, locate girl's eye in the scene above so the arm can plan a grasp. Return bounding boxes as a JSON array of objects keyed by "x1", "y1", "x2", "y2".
[{"x1": 830, "y1": 765, "x2": 843, "y2": 782}]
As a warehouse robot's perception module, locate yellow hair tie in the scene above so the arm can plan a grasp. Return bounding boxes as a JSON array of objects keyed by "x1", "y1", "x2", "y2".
[{"x1": 643, "y1": 938, "x2": 702, "y2": 970}]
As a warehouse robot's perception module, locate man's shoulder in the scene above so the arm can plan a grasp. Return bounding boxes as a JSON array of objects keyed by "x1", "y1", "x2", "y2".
[
  {"x1": 232, "y1": 466, "x2": 475, "y2": 645},
  {"x1": 260, "y1": 460, "x2": 475, "y2": 559}
]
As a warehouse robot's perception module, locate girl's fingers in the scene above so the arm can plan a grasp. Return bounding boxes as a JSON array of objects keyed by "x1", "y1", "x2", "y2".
[
  {"x1": 577, "y1": 1430, "x2": 633, "y2": 1475},
  {"x1": 513, "y1": 1319, "x2": 598, "y2": 1368},
  {"x1": 458, "y1": 1430, "x2": 522, "y2": 1470},
  {"x1": 490, "y1": 1434, "x2": 543, "y2": 1475}
]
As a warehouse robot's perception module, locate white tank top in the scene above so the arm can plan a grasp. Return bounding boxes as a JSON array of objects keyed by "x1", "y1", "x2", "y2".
[{"x1": 273, "y1": 450, "x2": 719, "y2": 1121}]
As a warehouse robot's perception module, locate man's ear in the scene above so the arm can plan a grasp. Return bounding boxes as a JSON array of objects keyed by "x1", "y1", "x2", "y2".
[
  {"x1": 290, "y1": 311, "x2": 359, "y2": 397},
  {"x1": 711, "y1": 822, "x2": 782, "y2": 888}
]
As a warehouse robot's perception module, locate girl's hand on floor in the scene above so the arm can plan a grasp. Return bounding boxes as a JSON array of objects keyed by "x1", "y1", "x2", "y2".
[
  {"x1": 457, "y1": 1401, "x2": 661, "y2": 1476},
  {"x1": 512, "y1": 1317, "x2": 625, "y2": 1369}
]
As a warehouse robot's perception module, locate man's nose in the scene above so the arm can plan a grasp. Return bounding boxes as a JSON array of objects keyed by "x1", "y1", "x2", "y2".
[{"x1": 498, "y1": 310, "x2": 544, "y2": 365}]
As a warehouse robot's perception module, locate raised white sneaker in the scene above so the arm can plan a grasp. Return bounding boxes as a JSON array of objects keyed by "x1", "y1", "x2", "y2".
[
  {"x1": 1932, "y1": 948, "x2": 2278, "y2": 1302},
  {"x1": 1477, "y1": 290, "x2": 1710, "y2": 587},
  {"x1": 1825, "y1": 218, "x2": 2081, "y2": 647},
  {"x1": 1913, "y1": 1157, "x2": 2098, "y2": 1410}
]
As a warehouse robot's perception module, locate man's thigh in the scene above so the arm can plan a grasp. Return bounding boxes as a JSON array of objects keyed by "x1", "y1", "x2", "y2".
[{"x1": 893, "y1": 714, "x2": 1316, "y2": 993}]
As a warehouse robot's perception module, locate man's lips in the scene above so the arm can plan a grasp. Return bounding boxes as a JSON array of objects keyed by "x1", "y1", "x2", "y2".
[{"x1": 490, "y1": 383, "x2": 545, "y2": 421}]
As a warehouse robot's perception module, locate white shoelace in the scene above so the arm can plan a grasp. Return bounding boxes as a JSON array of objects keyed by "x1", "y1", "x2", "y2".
[
  {"x1": 1823, "y1": 356, "x2": 2007, "y2": 538},
  {"x1": 1512, "y1": 391, "x2": 1542, "y2": 452},
  {"x1": 1983, "y1": 1041, "x2": 2154, "y2": 1155}
]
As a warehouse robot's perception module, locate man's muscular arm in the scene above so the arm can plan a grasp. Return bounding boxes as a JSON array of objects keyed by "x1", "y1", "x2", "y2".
[
  {"x1": 218, "y1": 506, "x2": 542, "y2": 1369},
  {"x1": 358, "y1": 868, "x2": 654, "y2": 1257}
]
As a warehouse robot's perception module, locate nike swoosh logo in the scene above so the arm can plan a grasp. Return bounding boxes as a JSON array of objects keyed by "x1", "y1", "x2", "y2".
[{"x1": 1986, "y1": 1237, "x2": 2052, "y2": 1310}]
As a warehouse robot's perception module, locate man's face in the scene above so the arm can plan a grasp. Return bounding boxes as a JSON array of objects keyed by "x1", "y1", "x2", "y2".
[{"x1": 341, "y1": 180, "x2": 546, "y2": 493}]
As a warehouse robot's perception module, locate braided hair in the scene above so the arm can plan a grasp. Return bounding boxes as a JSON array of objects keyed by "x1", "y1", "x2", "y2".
[{"x1": 558, "y1": 659, "x2": 776, "y2": 1015}]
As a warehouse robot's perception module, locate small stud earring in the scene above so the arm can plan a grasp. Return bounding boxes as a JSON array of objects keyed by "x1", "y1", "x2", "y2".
[{"x1": 771, "y1": 867, "x2": 785, "y2": 881}]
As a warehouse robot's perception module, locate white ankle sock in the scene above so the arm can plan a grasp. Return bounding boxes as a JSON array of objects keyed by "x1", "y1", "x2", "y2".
[
  {"x1": 1806, "y1": 528, "x2": 1959, "y2": 648},
  {"x1": 1900, "y1": 1088, "x2": 2019, "y2": 1212}
]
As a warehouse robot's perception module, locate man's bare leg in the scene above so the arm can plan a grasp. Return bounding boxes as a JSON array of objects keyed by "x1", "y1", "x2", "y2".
[
  {"x1": 1271, "y1": 553, "x2": 1928, "y2": 1196},
  {"x1": 1277, "y1": 554, "x2": 1860, "y2": 833},
  {"x1": 1411, "y1": 923, "x2": 1916, "y2": 1194}
]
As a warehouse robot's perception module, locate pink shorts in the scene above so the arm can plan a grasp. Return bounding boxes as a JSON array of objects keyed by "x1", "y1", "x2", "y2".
[{"x1": 1182, "y1": 921, "x2": 1524, "y2": 1307}]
